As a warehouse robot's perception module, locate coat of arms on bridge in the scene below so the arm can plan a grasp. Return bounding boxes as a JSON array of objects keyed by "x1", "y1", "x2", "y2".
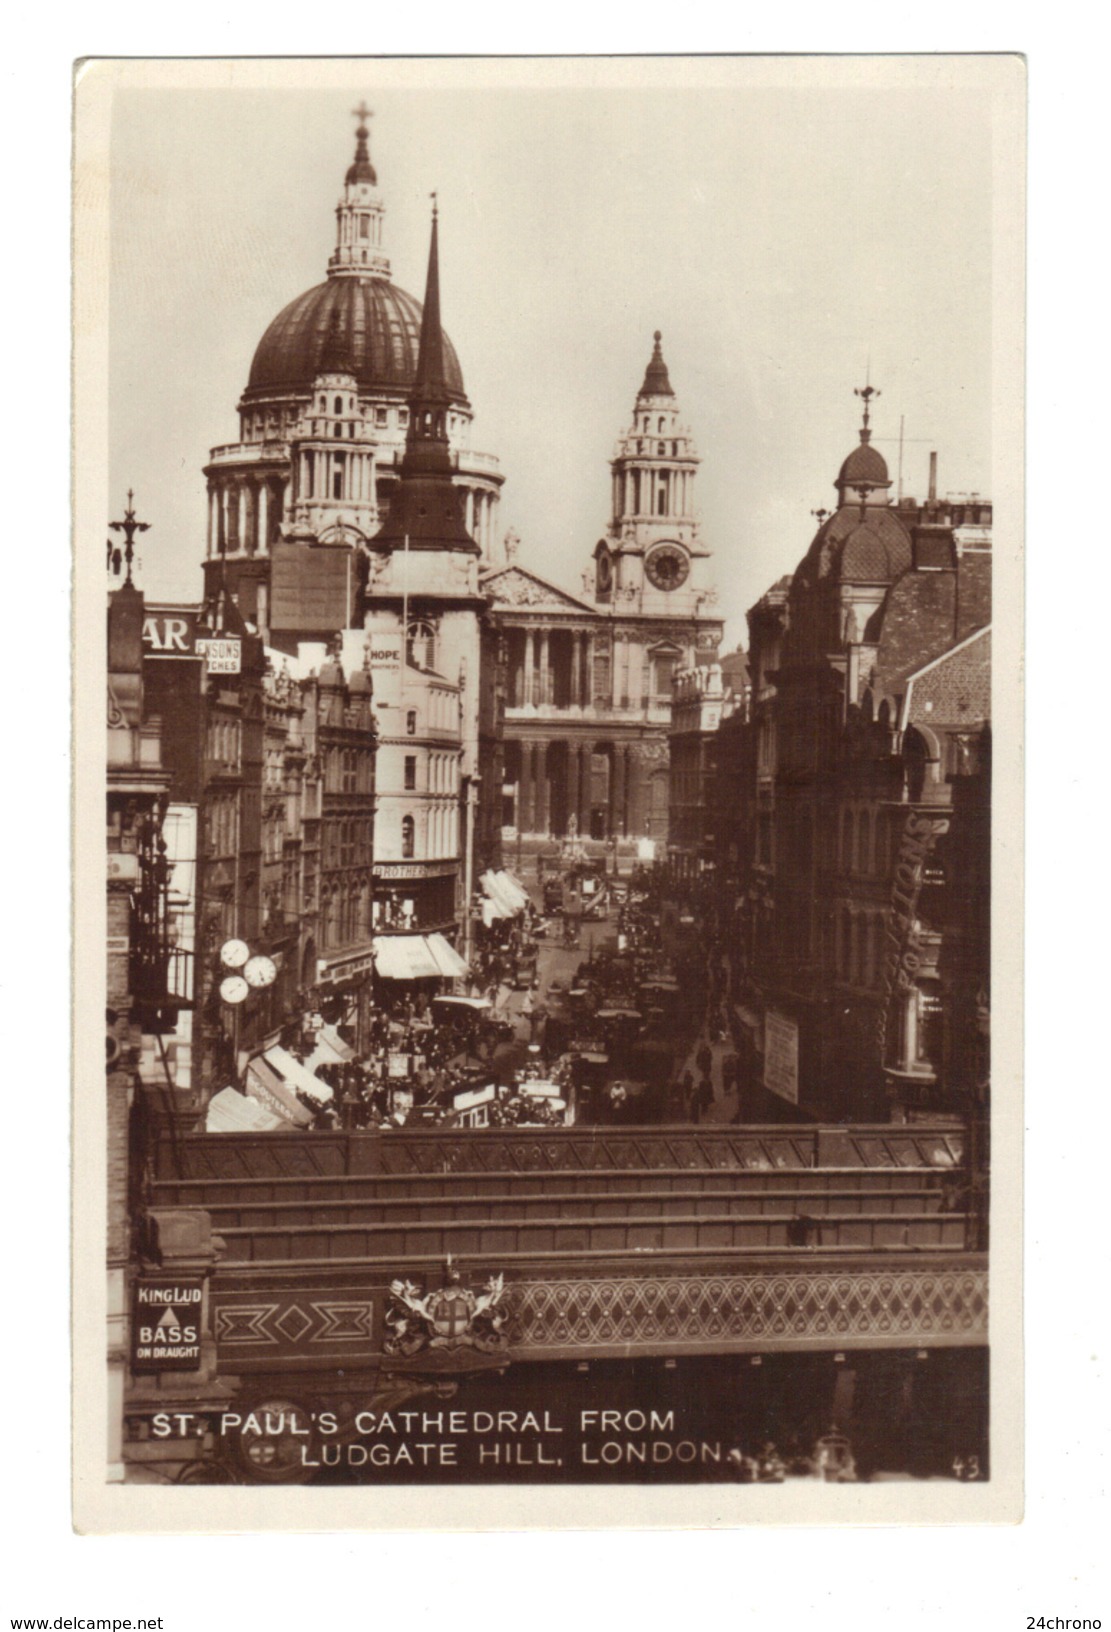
[{"x1": 384, "y1": 1259, "x2": 515, "y2": 1372}]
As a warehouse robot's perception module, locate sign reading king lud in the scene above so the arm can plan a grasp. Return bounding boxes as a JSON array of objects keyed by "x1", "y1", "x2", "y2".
[{"x1": 131, "y1": 1278, "x2": 204, "y2": 1373}]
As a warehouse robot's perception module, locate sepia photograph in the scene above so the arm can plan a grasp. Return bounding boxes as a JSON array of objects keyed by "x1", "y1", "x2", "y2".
[{"x1": 74, "y1": 53, "x2": 1024, "y2": 1529}]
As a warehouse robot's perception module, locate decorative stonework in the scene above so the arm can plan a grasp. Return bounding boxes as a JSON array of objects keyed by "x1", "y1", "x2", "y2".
[
  {"x1": 510, "y1": 1267, "x2": 987, "y2": 1352},
  {"x1": 485, "y1": 567, "x2": 593, "y2": 611}
]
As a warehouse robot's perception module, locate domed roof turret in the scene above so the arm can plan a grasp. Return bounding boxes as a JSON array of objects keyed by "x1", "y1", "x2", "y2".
[
  {"x1": 837, "y1": 438, "x2": 889, "y2": 491},
  {"x1": 833, "y1": 382, "x2": 891, "y2": 505}
]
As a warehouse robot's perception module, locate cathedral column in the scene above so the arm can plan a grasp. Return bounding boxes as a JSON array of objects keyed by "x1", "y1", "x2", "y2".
[
  {"x1": 578, "y1": 745, "x2": 592, "y2": 834},
  {"x1": 570, "y1": 633, "x2": 582, "y2": 705},
  {"x1": 207, "y1": 485, "x2": 217, "y2": 556},
  {"x1": 584, "y1": 633, "x2": 596, "y2": 708},
  {"x1": 626, "y1": 744, "x2": 646, "y2": 838},
  {"x1": 611, "y1": 744, "x2": 627, "y2": 838},
  {"x1": 518, "y1": 739, "x2": 533, "y2": 833},
  {"x1": 567, "y1": 740, "x2": 581, "y2": 827},
  {"x1": 258, "y1": 481, "x2": 269, "y2": 553},
  {"x1": 539, "y1": 631, "x2": 551, "y2": 707},
  {"x1": 465, "y1": 489, "x2": 475, "y2": 537},
  {"x1": 523, "y1": 629, "x2": 535, "y2": 706},
  {"x1": 237, "y1": 483, "x2": 248, "y2": 552},
  {"x1": 536, "y1": 742, "x2": 551, "y2": 835}
]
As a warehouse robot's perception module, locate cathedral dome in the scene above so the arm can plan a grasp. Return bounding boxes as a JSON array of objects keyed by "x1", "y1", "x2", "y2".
[{"x1": 244, "y1": 277, "x2": 468, "y2": 405}]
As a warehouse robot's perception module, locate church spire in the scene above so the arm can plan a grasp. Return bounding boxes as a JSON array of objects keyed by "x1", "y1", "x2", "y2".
[
  {"x1": 372, "y1": 202, "x2": 478, "y2": 554},
  {"x1": 412, "y1": 195, "x2": 451, "y2": 406}
]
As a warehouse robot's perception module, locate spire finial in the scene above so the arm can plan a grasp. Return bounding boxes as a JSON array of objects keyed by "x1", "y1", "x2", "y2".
[
  {"x1": 344, "y1": 101, "x2": 377, "y2": 186},
  {"x1": 107, "y1": 489, "x2": 150, "y2": 586},
  {"x1": 430, "y1": 189, "x2": 438, "y2": 220},
  {"x1": 854, "y1": 377, "x2": 881, "y2": 443}
]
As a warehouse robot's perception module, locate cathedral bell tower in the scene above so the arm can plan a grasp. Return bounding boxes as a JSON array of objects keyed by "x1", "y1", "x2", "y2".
[{"x1": 593, "y1": 332, "x2": 711, "y2": 616}]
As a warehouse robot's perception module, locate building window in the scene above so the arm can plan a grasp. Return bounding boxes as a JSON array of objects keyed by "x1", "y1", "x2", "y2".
[
  {"x1": 334, "y1": 397, "x2": 343, "y2": 416},
  {"x1": 407, "y1": 620, "x2": 437, "y2": 670},
  {"x1": 404, "y1": 755, "x2": 417, "y2": 791},
  {"x1": 406, "y1": 709, "x2": 417, "y2": 736},
  {"x1": 332, "y1": 455, "x2": 345, "y2": 499},
  {"x1": 401, "y1": 815, "x2": 415, "y2": 859},
  {"x1": 652, "y1": 653, "x2": 678, "y2": 697},
  {"x1": 376, "y1": 407, "x2": 388, "y2": 427}
]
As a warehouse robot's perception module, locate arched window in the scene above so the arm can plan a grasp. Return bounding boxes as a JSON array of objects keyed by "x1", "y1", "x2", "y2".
[
  {"x1": 401, "y1": 815, "x2": 415, "y2": 860},
  {"x1": 334, "y1": 397, "x2": 343, "y2": 416},
  {"x1": 407, "y1": 621, "x2": 437, "y2": 670},
  {"x1": 406, "y1": 709, "x2": 417, "y2": 736}
]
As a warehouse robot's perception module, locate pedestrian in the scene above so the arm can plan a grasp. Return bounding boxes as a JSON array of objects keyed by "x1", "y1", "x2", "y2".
[
  {"x1": 693, "y1": 1075, "x2": 715, "y2": 1123},
  {"x1": 696, "y1": 1041, "x2": 713, "y2": 1081}
]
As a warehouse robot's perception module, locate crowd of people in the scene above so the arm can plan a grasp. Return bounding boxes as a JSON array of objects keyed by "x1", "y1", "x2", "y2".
[{"x1": 268, "y1": 858, "x2": 756, "y2": 1134}]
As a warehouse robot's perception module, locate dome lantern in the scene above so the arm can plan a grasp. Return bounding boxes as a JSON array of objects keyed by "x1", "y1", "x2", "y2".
[{"x1": 328, "y1": 103, "x2": 390, "y2": 280}]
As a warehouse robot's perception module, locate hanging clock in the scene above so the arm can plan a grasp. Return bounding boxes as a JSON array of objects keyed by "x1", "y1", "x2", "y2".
[
  {"x1": 219, "y1": 938, "x2": 250, "y2": 970},
  {"x1": 244, "y1": 954, "x2": 278, "y2": 990},
  {"x1": 595, "y1": 549, "x2": 613, "y2": 593},
  {"x1": 645, "y1": 545, "x2": 690, "y2": 591},
  {"x1": 219, "y1": 974, "x2": 249, "y2": 1006}
]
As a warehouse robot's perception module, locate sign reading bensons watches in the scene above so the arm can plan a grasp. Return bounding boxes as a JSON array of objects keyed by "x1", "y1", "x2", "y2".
[{"x1": 131, "y1": 1279, "x2": 204, "y2": 1372}]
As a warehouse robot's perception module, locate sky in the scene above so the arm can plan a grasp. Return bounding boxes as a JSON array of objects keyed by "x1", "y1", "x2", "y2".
[{"x1": 109, "y1": 61, "x2": 997, "y2": 648}]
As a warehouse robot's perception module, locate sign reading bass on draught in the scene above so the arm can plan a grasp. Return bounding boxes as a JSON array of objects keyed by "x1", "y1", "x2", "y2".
[{"x1": 131, "y1": 1278, "x2": 203, "y2": 1372}]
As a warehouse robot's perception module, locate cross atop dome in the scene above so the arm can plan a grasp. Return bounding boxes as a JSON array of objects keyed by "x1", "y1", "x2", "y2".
[{"x1": 346, "y1": 101, "x2": 377, "y2": 186}]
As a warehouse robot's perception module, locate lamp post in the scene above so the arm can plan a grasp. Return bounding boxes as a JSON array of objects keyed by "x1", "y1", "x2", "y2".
[{"x1": 216, "y1": 937, "x2": 277, "y2": 1086}]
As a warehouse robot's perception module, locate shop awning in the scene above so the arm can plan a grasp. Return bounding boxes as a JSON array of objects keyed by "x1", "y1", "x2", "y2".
[
  {"x1": 263, "y1": 1044, "x2": 334, "y2": 1105},
  {"x1": 502, "y1": 869, "x2": 531, "y2": 903},
  {"x1": 373, "y1": 935, "x2": 443, "y2": 980},
  {"x1": 426, "y1": 933, "x2": 469, "y2": 978},
  {"x1": 206, "y1": 1086, "x2": 287, "y2": 1133},
  {"x1": 479, "y1": 891, "x2": 512, "y2": 922},
  {"x1": 245, "y1": 1057, "x2": 315, "y2": 1127},
  {"x1": 494, "y1": 870, "x2": 530, "y2": 910},
  {"x1": 303, "y1": 1022, "x2": 355, "y2": 1074},
  {"x1": 480, "y1": 871, "x2": 521, "y2": 918}
]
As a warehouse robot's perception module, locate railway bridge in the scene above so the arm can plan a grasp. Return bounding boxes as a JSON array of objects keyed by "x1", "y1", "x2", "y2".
[{"x1": 124, "y1": 1123, "x2": 987, "y2": 1481}]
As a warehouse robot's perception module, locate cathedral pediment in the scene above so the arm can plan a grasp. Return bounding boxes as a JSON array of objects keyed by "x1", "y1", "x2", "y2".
[{"x1": 481, "y1": 565, "x2": 595, "y2": 613}]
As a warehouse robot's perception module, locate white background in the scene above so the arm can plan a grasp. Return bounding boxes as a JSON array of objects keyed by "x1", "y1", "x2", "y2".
[{"x1": 7, "y1": 8, "x2": 1106, "y2": 1629}]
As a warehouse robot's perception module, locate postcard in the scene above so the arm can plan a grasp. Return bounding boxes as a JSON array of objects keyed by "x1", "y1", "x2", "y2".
[{"x1": 74, "y1": 52, "x2": 1024, "y2": 1531}]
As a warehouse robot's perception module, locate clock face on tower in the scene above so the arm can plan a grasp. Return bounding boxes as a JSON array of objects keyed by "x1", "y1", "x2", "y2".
[{"x1": 645, "y1": 545, "x2": 690, "y2": 592}]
